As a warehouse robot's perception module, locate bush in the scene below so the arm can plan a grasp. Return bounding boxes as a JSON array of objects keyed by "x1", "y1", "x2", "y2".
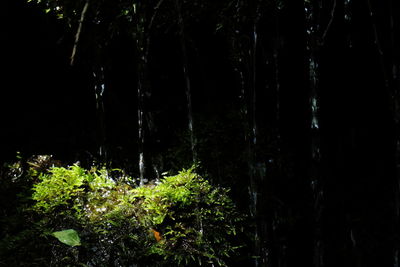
[
  {"x1": 133, "y1": 167, "x2": 244, "y2": 265},
  {"x1": 1, "y1": 160, "x2": 244, "y2": 266}
]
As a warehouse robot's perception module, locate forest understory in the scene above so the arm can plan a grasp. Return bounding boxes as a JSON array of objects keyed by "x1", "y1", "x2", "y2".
[{"x1": 1, "y1": 0, "x2": 400, "y2": 266}]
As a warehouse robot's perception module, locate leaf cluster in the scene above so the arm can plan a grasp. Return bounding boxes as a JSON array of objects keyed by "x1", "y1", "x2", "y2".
[
  {"x1": 1, "y1": 159, "x2": 245, "y2": 266},
  {"x1": 133, "y1": 167, "x2": 244, "y2": 266}
]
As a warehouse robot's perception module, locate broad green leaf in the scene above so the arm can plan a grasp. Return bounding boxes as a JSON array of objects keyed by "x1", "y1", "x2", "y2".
[{"x1": 52, "y1": 229, "x2": 81, "y2": 247}]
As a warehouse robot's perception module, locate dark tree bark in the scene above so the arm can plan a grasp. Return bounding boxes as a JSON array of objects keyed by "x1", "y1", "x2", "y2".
[
  {"x1": 318, "y1": 1, "x2": 349, "y2": 266},
  {"x1": 278, "y1": 0, "x2": 314, "y2": 266},
  {"x1": 319, "y1": 0, "x2": 397, "y2": 266}
]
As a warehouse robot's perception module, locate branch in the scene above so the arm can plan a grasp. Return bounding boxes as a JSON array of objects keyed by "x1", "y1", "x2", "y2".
[
  {"x1": 320, "y1": 0, "x2": 336, "y2": 46},
  {"x1": 366, "y1": 0, "x2": 388, "y2": 87},
  {"x1": 70, "y1": 0, "x2": 90, "y2": 66},
  {"x1": 148, "y1": 0, "x2": 166, "y2": 31}
]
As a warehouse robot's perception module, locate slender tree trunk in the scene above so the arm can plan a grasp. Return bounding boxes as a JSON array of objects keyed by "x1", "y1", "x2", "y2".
[
  {"x1": 93, "y1": 65, "x2": 107, "y2": 162},
  {"x1": 391, "y1": 0, "x2": 400, "y2": 264},
  {"x1": 134, "y1": 1, "x2": 147, "y2": 185},
  {"x1": 319, "y1": 0, "x2": 397, "y2": 266},
  {"x1": 318, "y1": 1, "x2": 351, "y2": 266},
  {"x1": 175, "y1": 0, "x2": 197, "y2": 164},
  {"x1": 278, "y1": 0, "x2": 313, "y2": 266}
]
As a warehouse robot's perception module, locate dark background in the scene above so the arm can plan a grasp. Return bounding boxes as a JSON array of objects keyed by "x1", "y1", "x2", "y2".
[{"x1": 2, "y1": 0, "x2": 400, "y2": 266}]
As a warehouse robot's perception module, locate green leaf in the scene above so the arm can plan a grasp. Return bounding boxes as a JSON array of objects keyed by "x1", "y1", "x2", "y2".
[{"x1": 52, "y1": 229, "x2": 81, "y2": 247}]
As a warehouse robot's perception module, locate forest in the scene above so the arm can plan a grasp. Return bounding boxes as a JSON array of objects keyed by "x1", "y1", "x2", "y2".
[{"x1": 1, "y1": 0, "x2": 400, "y2": 266}]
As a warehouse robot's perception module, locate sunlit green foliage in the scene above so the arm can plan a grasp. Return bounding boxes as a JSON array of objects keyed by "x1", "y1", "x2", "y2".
[
  {"x1": 0, "y1": 157, "x2": 244, "y2": 266},
  {"x1": 32, "y1": 165, "x2": 92, "y2": 216},
  {"x1": 52, "y1": 229, "x2": 81, "y2": 247},
  {"x1": 133, "y1": 167, "x2": 244, "y2": 265}
]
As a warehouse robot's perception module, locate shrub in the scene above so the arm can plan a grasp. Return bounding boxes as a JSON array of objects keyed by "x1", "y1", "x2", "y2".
[
  {"x1": 132, "y1": 167, "x2": 244, "y2": 265},
  {"x1": 32, "y1": 165, "x2": 91, "y2": 216},
  {"x1": 2, "y1": 161, "x2": 244, "y2": 266}
]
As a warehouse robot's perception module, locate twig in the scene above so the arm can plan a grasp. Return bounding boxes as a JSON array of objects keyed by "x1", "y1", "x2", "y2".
[
  {"x1": 145, "y1": 0, "x2": 166, "y2": 60},
  {"x1": 70, "y1": 0, "x2": 90, "y2": 66},
  {"x1": 320, "y1": 0, "x2": 336, "y2": 45},
  {"x1": 148, "y1": 0, "x2": 166, "y2": 31},
  {"x1": 366, "y1": 0, "x2": 389, "y2": 88}
]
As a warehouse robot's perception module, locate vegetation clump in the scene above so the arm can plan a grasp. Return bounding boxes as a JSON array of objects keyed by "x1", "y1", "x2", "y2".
[{"x1": 0, "y1": 157, "x2": 244, "y2": 266}]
